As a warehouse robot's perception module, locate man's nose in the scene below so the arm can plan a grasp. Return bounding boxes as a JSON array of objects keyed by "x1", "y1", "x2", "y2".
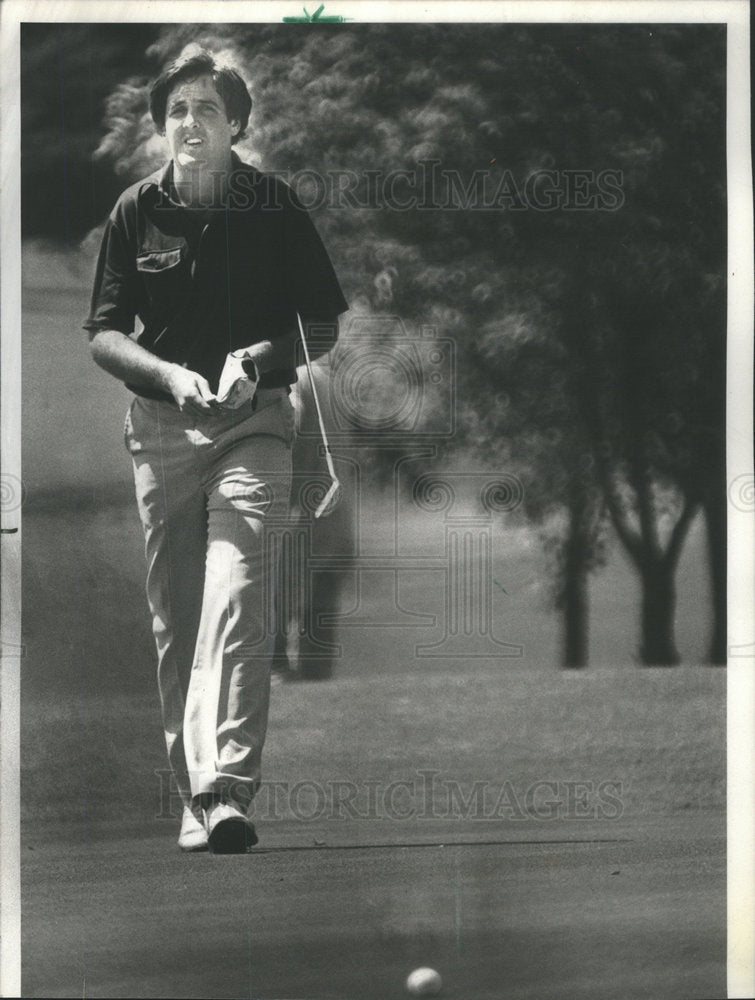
[{"x1": 183, "y1": 109, "x2": 198, "y2": 127}]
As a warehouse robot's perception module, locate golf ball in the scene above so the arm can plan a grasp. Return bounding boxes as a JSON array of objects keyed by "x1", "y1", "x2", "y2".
[{"x1": 406, "y1": 967, "x2": 442, "y2": 996}]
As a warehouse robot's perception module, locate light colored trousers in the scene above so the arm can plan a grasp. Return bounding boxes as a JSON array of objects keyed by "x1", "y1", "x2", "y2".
[{"x1": 124, "y1": 387, "x2": 294, "y2": 812}]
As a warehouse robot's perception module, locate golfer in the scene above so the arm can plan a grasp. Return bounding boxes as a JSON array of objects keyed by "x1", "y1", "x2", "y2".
[{"x1": 84, "y1": 47, "x2": 348, "y2": 853}]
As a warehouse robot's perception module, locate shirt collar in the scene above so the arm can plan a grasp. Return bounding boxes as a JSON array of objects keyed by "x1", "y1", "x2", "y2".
[{"x1": 137, "y1": 151, "x2": 256, "y2": 207}]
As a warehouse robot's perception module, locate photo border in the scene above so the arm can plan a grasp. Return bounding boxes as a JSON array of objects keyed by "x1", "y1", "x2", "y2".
[{"x1": 1, "y1": 3, "x2": 751, "y2": 996}]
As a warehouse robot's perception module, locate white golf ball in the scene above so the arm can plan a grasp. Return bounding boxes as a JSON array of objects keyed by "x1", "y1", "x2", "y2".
[{"x1": 406, "y1": 967, "x2": 442, "y2": 996}]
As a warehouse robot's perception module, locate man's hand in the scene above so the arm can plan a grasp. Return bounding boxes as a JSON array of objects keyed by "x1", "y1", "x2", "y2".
[
  {"x1": 164, "y1": 366, "x2": 219, "y2": 416},
  {"x1": 89, "y1": 329, "x2": 219, "y2": 416}
]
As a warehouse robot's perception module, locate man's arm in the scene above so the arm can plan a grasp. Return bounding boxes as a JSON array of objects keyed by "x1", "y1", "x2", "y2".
[
  {"x1": 90, "y1": 314, "x2": 338, "y2": 412},
  {"x1": 244, "y1": 315, "x2": 339, "y2": 373},
  {"x1": 89, "y1": 329, "x2": 218, "y2": 417}
]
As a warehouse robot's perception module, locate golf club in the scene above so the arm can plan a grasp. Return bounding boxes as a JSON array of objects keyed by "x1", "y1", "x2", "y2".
[{"x1": 296, "y1": 312, "x2": 342, "y2": 518}]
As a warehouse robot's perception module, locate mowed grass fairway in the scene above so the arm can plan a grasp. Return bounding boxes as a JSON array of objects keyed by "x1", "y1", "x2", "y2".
[
  {"x1": 21, "y1": 662, "x2": 725, "y2": 999},
  {"x1": 20, "y1": 243, "x2": 725, "y2": 998},
  {"x1": 22, "y1": 657, "x2": 725, "y2": 834}
]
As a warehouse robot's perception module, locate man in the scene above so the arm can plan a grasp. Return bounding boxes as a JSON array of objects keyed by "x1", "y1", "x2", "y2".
[{"x1": 84, "y1": 47, "x2": 348, "y2": 853}]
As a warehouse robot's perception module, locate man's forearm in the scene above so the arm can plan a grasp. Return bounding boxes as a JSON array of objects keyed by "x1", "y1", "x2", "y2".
[
  {"x1": 89, "y1": 329, "x2": 178, "y2": 395},
  {"x1": 89, "y1": 329, "x2": 219, "y2": 416},
  {"x1": 90, "y1": 314, "x2": 339, "y2": 391},
  {"x1": 301, "y1": 314, "x2": 339, "y2": 364},
  {"x1": 245, "y1": 315, "x2": 339, "y2": 373}
]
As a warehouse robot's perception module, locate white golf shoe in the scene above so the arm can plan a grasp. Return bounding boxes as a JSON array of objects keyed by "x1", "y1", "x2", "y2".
[{"x1": 178, "y1": 805, "x2": 209, "y2": 853}]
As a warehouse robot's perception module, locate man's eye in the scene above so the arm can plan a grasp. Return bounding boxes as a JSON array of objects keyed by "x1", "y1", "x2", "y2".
[{"x1": 167, "y1": 104, "x2": 220, "y2": 119}]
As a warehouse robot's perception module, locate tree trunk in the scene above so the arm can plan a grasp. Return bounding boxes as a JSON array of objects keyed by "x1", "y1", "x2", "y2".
[
  {"x1": 703, "y1": 487, "x2": 727, "y2": 665},
  {"x1": 562, "y1": 489, "x2": 590, "y2": 668},
  {"x1": 639, "y1": 558, "x2": 680, "y2": 665}
]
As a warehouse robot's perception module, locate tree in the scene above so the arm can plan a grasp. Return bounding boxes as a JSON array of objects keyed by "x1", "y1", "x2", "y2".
[{"x1": 411, "y1": 23, "x2": 727, "y2": 664}]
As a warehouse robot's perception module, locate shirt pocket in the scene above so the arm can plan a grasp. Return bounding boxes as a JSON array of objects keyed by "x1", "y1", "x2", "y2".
[
  {"x1": 136, "y1": 247, "x2": 183, "y2": 272},
  {"x1": 135, "y1": 247, "x2": 188, "y2": 312}
]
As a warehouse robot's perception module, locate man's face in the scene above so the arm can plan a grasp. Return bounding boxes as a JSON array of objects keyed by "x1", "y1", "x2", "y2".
[{"x1": 163, "y1": 74, "x2": 239, "y2": 172}]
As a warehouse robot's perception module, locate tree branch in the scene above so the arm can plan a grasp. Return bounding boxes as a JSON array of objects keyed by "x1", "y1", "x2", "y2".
[
  {"x1": 593, "y1": 451, "x2": 643, "y2": 565},
  {"x1": 628, "y1": 446, "x2": 662, "y2": 568},
  {"x1": 665, "y1": 494, "x2": 700, "y2": 571}
]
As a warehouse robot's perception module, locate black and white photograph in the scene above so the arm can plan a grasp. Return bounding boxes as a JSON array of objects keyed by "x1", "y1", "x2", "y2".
[{"x1": 1, "y1": 1, "x2": 752, "y2": 997}]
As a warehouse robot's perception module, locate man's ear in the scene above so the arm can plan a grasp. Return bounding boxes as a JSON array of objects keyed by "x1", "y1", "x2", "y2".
[{"x1": 229, "y1": 119, "x2": 241, "y2": 136}]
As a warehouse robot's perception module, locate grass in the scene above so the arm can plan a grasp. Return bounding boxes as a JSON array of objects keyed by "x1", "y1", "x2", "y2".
[{"x1": 21, "y1": 663, "x2": 724, "y2": 829}]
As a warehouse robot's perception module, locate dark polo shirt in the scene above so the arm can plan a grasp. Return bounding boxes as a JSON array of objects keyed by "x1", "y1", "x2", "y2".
[{"x1": 84, "y1": 153, "x2": 348, "y2": 401}]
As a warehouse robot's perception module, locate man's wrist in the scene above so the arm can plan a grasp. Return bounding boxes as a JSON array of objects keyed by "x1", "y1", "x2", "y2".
[{"x1": 156, "y1": 360, "x2": 181, "y2": 393}]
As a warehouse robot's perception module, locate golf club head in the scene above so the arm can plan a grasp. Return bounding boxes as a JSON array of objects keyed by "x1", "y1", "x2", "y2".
[{"x1": 314, "y1": 478, "x2": 342, "y2": 519}]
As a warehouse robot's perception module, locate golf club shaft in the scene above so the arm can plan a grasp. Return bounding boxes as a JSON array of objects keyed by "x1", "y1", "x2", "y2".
[{"x1": 296, "y1": 313, "x2": 338, "y2": 482}]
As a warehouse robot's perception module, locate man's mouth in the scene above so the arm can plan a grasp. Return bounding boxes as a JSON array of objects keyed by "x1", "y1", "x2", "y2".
[{"x1": 184, "y1": 137, "x2": 204, "y2": 147}]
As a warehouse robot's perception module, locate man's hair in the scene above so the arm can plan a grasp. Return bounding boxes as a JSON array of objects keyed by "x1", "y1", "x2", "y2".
[{"x1": 149, "y1": 47, "x2": 252, "y2": 143}]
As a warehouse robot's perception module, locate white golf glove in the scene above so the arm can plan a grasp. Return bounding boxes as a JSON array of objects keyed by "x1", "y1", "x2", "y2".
[{"x1": 216, "y1": 348, "x2": 259, "y2": 409}]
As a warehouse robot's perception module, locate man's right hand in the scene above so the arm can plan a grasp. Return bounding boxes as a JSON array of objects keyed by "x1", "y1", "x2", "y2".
[
  {"x1": 89, "y1": 330, "x2": 219, "y2": 417},
  {"x1": 164, "y1": 366, "x2": 219, "y2": 417}
]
